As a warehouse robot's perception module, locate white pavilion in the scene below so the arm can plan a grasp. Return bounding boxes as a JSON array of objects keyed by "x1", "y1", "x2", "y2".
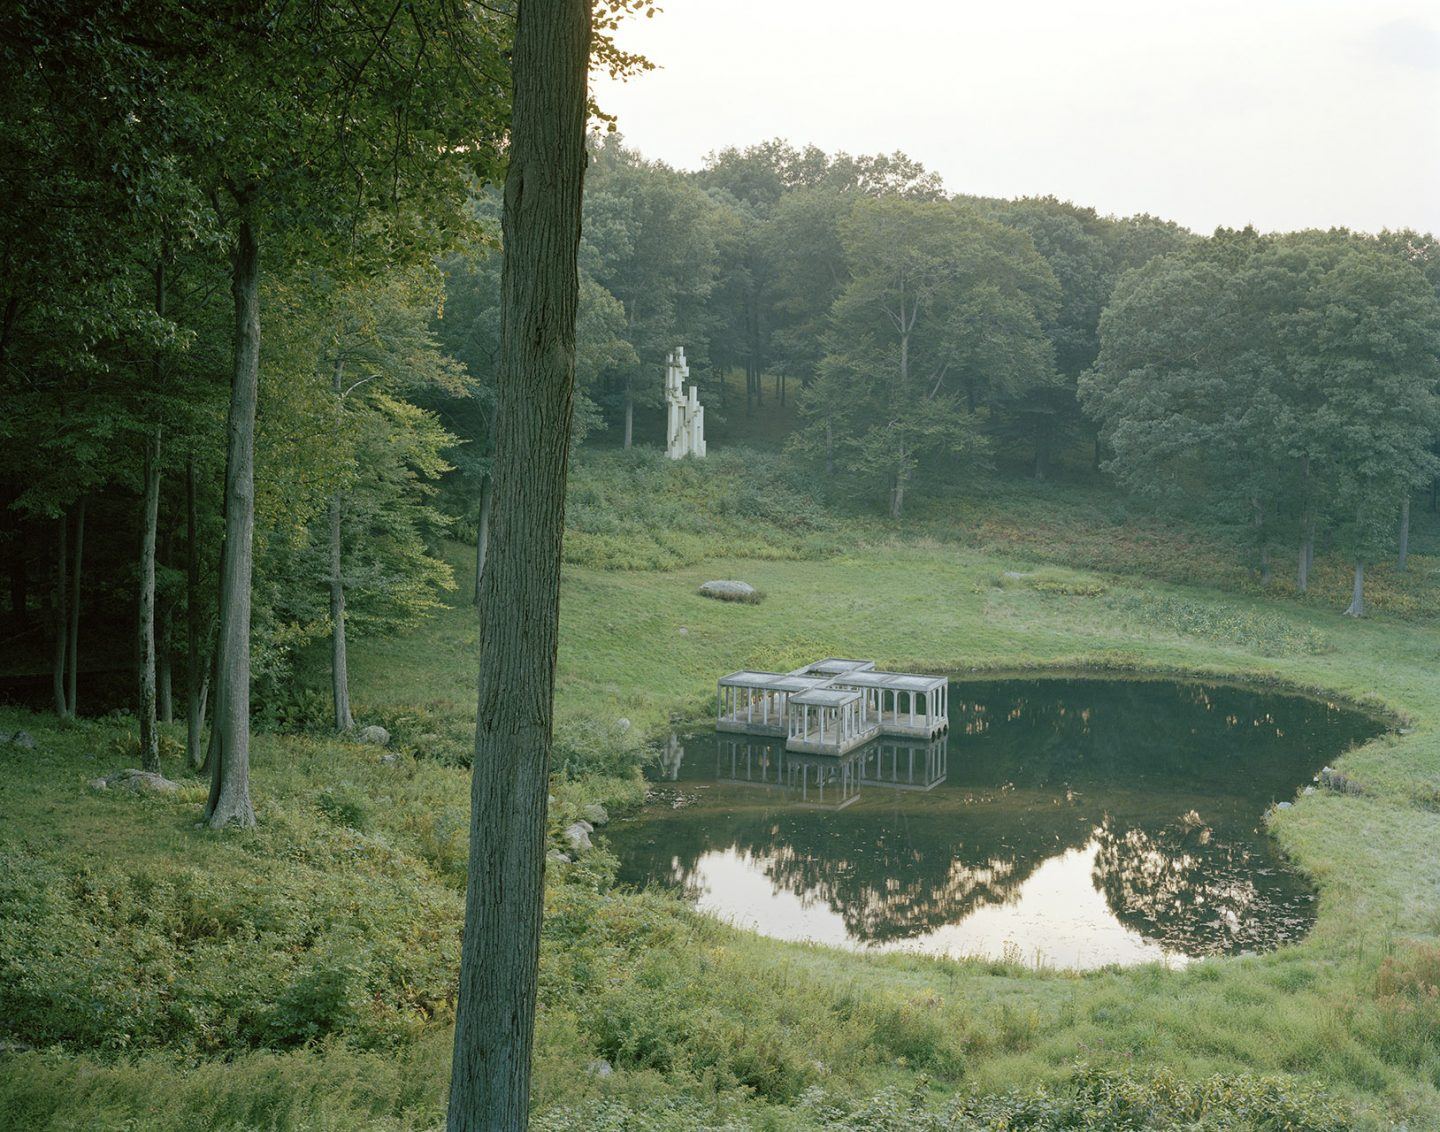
[{"x1": 716, "y1": 657, "x2": 949, "y2": 757}]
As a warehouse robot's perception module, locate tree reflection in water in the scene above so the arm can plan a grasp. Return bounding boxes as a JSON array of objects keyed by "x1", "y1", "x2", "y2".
[{"x1": 611, "y1": 677, "x2": 1385, "y2": 966}]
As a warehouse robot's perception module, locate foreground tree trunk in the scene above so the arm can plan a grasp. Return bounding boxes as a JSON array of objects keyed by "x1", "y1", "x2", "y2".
[
  {"x1": 1398, "y1": 495, "x2": 1410, "y2": 572},
  {"x1": 204, "y1": 198, "x2": 260, "y2": 829},
  {"x1": 1344, "y1": 560, "x2": 1365, "y2": 617},
  {"x1": 472, "y1": 472, "x2": 493, "y2": 606},
  {"x1": 51, "y1": 513, "x2": 68, "y2": 717},
  {"x1": 138, "y1": 426, "x2": 162, "y2": 772},
  {"x1": 447, "y1": 1, "x2": 590, "y2": 1126}
]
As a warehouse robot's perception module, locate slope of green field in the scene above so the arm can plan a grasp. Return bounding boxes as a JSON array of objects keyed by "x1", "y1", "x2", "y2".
[{"x1": 2, "y1": 451, "x2": 1438, "y2": 1130}]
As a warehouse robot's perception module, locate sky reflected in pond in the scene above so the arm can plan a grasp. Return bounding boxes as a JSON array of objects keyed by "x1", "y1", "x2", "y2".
[{"x1": 610, "y1": 677, "x2": 1387, "y2": 969}]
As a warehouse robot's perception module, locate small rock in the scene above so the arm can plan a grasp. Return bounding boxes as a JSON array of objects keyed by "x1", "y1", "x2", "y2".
[
  {"x1": 1002, "y1": 571, "x2": 1034, "y2": 580},
  {"x1": 355, "y1": 725, "x2": 390, "y2": 746},
  {"x1": 1275, "y1": 801, "x2": 1293, "y2": 810},
  {"x1": 546, "y1": 849, "x2": 571, "y2": 865},
  {"x1": 698, "y1": 579, "x2": 757, "y2": 602},
  {"x1": 585, "y1": 1058, "x2": 614, "y2": 1079},
  {"x1": 87, "y1": 777, "x2": 110, "y2": 791},
  {"x1": 379, "y1": 752, "x2": 400, "y2": 766},
  {"x1": 1302, "y1": 785, "x2": 1316, "y2": 795},
  {"x1": 582, "y1": 802, "x2": 609, "y2": 826},
  {"x1": 10, "y1": 730, "x2": 35, "y2": 750},
  {"x1": 563, "y1": 821, "x2": 593, "y2": 853},
  {"x1": 616, "y1": 717, "x2": 631, "y2": 733},
  {"x1": 677, "y1": 626, "x2": 688, "y2": 636}
]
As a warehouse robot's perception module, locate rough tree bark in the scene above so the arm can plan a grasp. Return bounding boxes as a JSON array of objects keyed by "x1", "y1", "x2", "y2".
[
  {"x1": 446, "y1": 0, "x2": 590, "y2": 1125},
  {"x1": 1398, "y1": 495, "x2": 1410, "y2": 573},
  {"x1": 139, "y1": 425, "x2": 162, "y2": 772},
  {"x1": 51, "y1": 512, "x2": 67, "y2": 717},
  {"x1": 204, "y1": 197, "x2": 260, "y2": 829},
  {"x1": 472, "y1": 472, "x2": 492, "y2": 606},
  {"x1": 185, "y1": 455, "x2": 207, "y2": 770},
  {"x1": 65, "y1": 498, "x2": 84, "y2": 716}
]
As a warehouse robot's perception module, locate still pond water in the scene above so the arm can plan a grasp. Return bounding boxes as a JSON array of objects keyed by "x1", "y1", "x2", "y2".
[{"x1": 610, "y1": 676, "x2": 1386, "y2": 969}]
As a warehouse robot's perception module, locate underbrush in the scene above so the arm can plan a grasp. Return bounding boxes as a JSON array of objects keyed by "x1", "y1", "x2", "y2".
[
  {"x1": 564, "y1": 447, "x2": 846, "y2": 570},
  {"x1": 1103, "y1": 592, "x2": 1333, "y2": 656}
]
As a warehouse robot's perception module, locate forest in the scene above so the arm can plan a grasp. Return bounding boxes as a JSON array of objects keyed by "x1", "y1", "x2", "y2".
[{"x1": 3, "y1": 3, "x2": 1440, "y2": 1131}]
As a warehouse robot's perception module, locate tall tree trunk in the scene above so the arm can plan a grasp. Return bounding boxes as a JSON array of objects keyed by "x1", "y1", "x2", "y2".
[
  {"x1": 824, "y1": 418, "x2": 834, "y2": 478},
  {"x1": 1398, "y1": 495, "x2": 1410, "y2": 573},
  {"x1": 1298, "y1": 519, "x2": 1314, "y2": 593},
  {"x1": 891, "y1": 439, "x2": 907, "y2": 519},
  {"x1": 622, "y1": 375, "x2": 632, "y2": 448},
  {"x1": 1252, "y1": 498, "x2": 1270, "y2": 586},
  {"x1": 51, "y1": 512, "x2": 68, "y2": 717},
  {"x1": 328, "y1": 490, "x2": 353, "y2": 732},
  {"x1": 204, "y1": 196, "x2": 260, "y2": 830},
  {"x1": 139, "y1": 426, "x2": 162, "y2": 772},
  {"x1": 186, "y1": 455, "x2": 206, "y2": 770},
  {"x1": 1344, "y1": 560, "x2": 1365, "y2": 617},
  {"x1": 447, "y1": 0, "x2": 590, "y2": 1126},
  {"x1": 66, "y1": 498, "x2": 84, "y2": 716},
  {"x1": 473, "y1": 472, "x2": 493, "y2": 606},
  {"x1": 7, "y1": 515, "x2": 26, "y2": 628}
]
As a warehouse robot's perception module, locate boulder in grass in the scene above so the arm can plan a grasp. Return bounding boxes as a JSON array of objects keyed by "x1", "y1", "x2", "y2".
[
  {"x1": 582, "y1": 802, "x2": 609, "y2": 826},
  {"x1": 91, "y1": 768, "x2": 180, "y2": 794},
  {"x1": 9, "y1": 730, "x2": 35, "y2": 750},
  {"x1": 563, "y1": 821, "x2": 593, "y2": 853},
  {"x1": 355, "y1": 724, "x2": 391, "y2": 746},
  {"x1": 698, "y1": 579, "x2": 762, "y2": 604}
]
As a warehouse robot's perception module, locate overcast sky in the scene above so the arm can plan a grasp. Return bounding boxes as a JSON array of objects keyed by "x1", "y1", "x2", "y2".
[{"x1": 591, "y1": 0, "x2": 1440, "y2": 235}]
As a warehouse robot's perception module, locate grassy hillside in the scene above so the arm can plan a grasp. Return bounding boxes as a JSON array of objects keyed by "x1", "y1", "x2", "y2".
[{"x1": 3, "y1": 449, "x2": 1439, "y2": 1129}]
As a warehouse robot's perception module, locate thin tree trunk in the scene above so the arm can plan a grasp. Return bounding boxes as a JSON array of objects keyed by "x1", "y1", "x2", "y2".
[
  {"x1": 204, "y1": 196, "x2": 260, "y2": 830},
  {"x1": 447, "y1": 0, "x2": 590, "y2": 1125},
  {"x1": 51, "y1": 512, "x2": 67, "y2": 717},
  {"x1": 1344, "y1": 560, "x2": 1365, "y2": 617},
  {"x1": 139, "y1": 426, "x2": 162, "y2": 772},
  {"x1": 186, "y1": 455, "x2": 206, "y2": 769},
  {"x1": 7, "y1": 516, "x2": 26, "y2": 628},
  {"x1": 1398, "y1": 495, "x2": 1410, "y2": 572},
  {"x1": 1298, "y1": 519, "x2": 1314, "y2": 593},
  {"x1": 202, "y1": 642, "x2": 221, "y2": 774},
  {"x1": 328, "y1": 490, "x2": 353, "y2": 732},
  {"x1": 66, "y1": 498, "x2": 84, "y2": 716},
  {"x1": 473, "y1": 472, "x2": 492, "y2": 606},
  {"x1": 1253, "y1": 498, "x2": 1270, "y2": 586},
  {"x1": 622, "y1": 375, "x2": 632, "y2": 448},
  {"x1": 824, "y1": 419, "x2": 834, "y2": 478}
]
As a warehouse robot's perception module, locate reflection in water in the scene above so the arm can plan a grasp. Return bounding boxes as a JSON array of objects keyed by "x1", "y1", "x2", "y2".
[{"x1": 610, "y1": 677, "x2": 1386, "y2": 968}]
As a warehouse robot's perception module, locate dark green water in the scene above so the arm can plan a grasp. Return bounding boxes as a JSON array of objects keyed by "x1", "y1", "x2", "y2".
[{"x1": 610, "y1": 676, "x2": 1387, "y2": 968}]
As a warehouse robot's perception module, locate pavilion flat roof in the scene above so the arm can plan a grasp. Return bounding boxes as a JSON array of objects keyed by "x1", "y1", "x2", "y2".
[
  {"x1": 804, "y1": 658, "x2": 876, "y2": 675},
  {"x1": 719, "y1": 671, "x2": 831, "y2": 691},
  {"x1": 882, "y1": 673, "x2": 948, "y2": 692},
  {"x1": 791, "y1": 687, "x2": 862, "y2": 708}
]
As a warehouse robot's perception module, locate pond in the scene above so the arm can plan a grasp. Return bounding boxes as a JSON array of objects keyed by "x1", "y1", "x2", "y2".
[{"x1": 609, "y1": 675, "x2": 1388, "y2": 969}]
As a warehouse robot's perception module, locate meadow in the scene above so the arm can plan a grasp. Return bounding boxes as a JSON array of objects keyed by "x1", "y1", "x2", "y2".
[{"x1": 2, "y1": 449, "x2": 1439, "y2": 1129}]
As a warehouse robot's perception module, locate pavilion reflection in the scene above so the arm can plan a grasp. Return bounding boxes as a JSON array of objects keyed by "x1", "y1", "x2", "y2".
[{"x1": 713, "y1": 733, "x2": 948, "y2": 808}]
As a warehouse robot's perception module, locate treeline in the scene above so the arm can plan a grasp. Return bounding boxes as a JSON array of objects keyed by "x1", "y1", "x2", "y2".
[
  {"x1": 1083, "y1": 227, "x2": 1440, "y2": 614},
  {"x1": 523, "y1": 138, "x2": 1440, "y2": 612}
]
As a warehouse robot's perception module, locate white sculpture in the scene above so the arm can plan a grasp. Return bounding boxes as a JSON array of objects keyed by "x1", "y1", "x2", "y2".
[{"x1": 664, "y1": 346, "x2": 706, "y2": 459}]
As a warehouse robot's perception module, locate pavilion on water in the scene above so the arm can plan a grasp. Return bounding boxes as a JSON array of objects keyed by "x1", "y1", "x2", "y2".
[{"x1": 716, "y1": 657, "x2": 949, "y2": 756}]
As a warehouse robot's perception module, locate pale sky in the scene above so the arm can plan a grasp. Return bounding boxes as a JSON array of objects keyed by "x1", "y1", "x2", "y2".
[{"x1": 592, "y1": 0, "x2": 1440, "y2": 235}]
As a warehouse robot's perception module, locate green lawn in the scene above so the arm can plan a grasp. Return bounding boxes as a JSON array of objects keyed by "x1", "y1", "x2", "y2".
[{"x1": 3, "y1": 460, "x2": 1439, "y2": 1129}]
